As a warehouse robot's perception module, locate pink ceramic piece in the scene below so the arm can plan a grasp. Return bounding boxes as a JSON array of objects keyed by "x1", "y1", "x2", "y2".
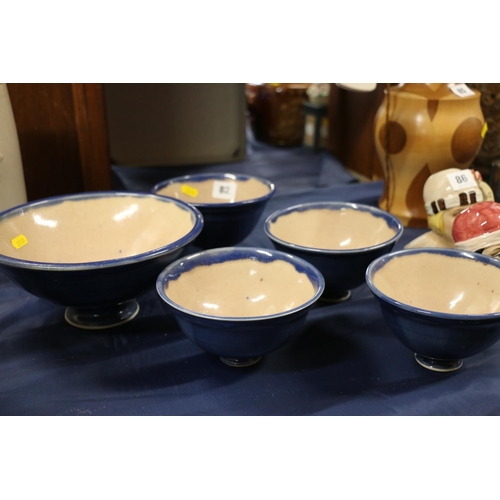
[{"x1": 453, "y1": 201, "x2": 500, "y2": 253}]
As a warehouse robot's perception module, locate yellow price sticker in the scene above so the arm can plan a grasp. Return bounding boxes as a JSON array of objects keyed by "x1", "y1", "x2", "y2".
[
  {"x1": 181, "y1": 184, "x2": 198, "y2": 198},
  {"x1": 11, "y1": 234, "x2": 28, "y2": 249},
  {"x1": 482, "y1": 122, "x2": 488, "y2": 138}
]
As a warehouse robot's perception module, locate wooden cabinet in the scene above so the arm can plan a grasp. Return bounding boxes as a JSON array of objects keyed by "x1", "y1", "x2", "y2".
[{"x1": 7, "y1": 83, "x2": 112, "y2": 201}]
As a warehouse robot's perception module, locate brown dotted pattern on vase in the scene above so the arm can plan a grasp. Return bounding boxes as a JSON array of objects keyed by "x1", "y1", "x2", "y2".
[
  {"x1": 401, "y1": 84, "x2": 451, "y2": 100},
  {"x1": 406, "y1": 163, "x2": 431, "y2": 224},
  {"x1": 427, "y1": 100, "x2": 439, "y2": 121},
  {"x1": 451, "y1": 117, "x2": 483, "y2": 164},
  {"x1": 378, "y1": 121, "x2": 407, "y2": 155}
]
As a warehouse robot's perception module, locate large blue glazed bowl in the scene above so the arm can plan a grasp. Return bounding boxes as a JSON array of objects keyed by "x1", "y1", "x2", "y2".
[
  {"x1": 0, "y1": 191, "x2": 203, "y2": 329},
  {"x1": 366, "y1": 248, "x2": 500, "y2": 372},
  {"x1": 156, "y1": 247, "x2": 324, "y2": 367},
  {"x1": 153, "y1": 173, "x2": 275, "y2": 249},
  {"x1": 264, "y1": 201, "x2": 403, "y2": 302}
]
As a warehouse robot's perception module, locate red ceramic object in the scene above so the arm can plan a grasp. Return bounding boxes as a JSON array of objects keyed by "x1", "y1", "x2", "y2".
[{"x1": 452, "y1": 201, "x2": 500, "y2": 243}]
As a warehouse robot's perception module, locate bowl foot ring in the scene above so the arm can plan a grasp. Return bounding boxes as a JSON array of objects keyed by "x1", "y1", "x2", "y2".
[
  {"x1": 220, "y1": 356, "x2": 262, "y2": 367},
  {"x1": 65, "y1": 299, "x2": 140, "y2": 330},
  {"x1": 320, "y1": 290, "x2": 351, "y2": 303},
  {"x1": 414, "y1": 353, "x2": 463, "y2": 372}
]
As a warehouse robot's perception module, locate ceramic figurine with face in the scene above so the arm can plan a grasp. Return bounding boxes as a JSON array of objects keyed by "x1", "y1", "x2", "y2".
[
  {"x1": 405, "y1": 168, "x2": 494, "y2": 249},
  {"x1": 452, "y1": 201, "x2": 500, "y2": 258}
]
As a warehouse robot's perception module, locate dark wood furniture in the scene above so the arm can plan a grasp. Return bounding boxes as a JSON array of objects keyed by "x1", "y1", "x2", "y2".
[
  {"x1": 327, "y1": 83, "x2": 386, "y2": 181},
  {"x1": 7, "y1": 83, "x2": 112, "y2": 201}
]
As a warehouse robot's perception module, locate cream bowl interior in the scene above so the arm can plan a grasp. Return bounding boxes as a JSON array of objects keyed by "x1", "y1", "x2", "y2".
[
  {"x1": 372, "y1": 251, "x2": 500, "y2": 315},
  {"x1": 0, "y1": 193, "x2": 197, "y2": 264},
  {"x1": 268, "y1": 206, "x2": 397, "y2": 250},
  {"x1": 155, "y1": 175, "x2": 272, "y2": 204},
  {"x1": 157, "y1": 248, "x2": 324, "y2": 367},
  {"x1": 164, "y1": 257, "x2": 317, "y2": 318}
]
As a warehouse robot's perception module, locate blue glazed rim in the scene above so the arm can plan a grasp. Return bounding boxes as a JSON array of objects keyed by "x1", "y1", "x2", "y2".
[
  {"x1": 152, "y1": 173, "x2": 276, "y2": 208},
  {"x1": 156, "y1": 246, "x2": 325, "y2": 322},
  {"x1": 366, "y1": 247, "x2": 500, "y2": 321},
  {"x1": 0, "y1": 191, "x2": 204, "y2": 271},
  {"x1": 264, "y1": 201, "x2": 403, "y2": 255}
]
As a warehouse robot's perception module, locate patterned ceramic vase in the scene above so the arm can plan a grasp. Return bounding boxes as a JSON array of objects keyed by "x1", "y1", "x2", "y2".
[{"x1": 373, "y1": 83, "x2": 486, "y2": 227}]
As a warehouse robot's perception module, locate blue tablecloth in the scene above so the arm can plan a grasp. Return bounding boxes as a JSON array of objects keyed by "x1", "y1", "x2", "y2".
[{"x1": 2, "y1": 139, "x2": 500, "y2": 416}]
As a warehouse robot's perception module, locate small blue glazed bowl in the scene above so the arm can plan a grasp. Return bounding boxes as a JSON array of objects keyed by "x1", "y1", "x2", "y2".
[
  {"x1": 153, "y1": 173, "x2": 275, "y2": 249},
  {"x1": 264, "y1": 201, "x2": 403, "y2": 302},
  {"x1": 366, "y1": 248, "x2": 500, "y2": 372},
  {"x1": 0, "y1": 192, "x2": 203, "y2": 329},
  {"x1": 156, "y1": 247, "x2": 324, "y2": 367}
]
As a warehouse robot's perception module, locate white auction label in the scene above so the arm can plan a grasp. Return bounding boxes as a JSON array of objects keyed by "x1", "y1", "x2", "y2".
[
  {"x1": 212, "y1": 180, "x2": 237, "y2": 200},
  {"x1": 446, "y1": 170, "x2": 478, "y2": 191},
  {"x1": 448, "y1": 83, "x2": 475, "y2": 98}
]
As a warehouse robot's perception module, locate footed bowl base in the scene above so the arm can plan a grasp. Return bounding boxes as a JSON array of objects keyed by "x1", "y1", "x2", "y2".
[
  {"x1": 220, "y1": 356, "x2": 262, "y2": 367},
  {"x1": 414, "y1": 353, "x2": 463, "y2": 372},
  {"x1": 320, "y1": 289, "x2": 351, "y2": 303},
  {"x1": 65, "y1": 299, "x2": 140, "y2": 330}
]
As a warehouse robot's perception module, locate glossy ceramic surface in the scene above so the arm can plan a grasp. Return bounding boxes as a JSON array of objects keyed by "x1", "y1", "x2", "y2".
[
  {"x1": 153, "y1": 173, "x2": 275, "y2": 249},
  {"x1": 405, "y1": 168, "x2": 494, "y2": 250},
  {"x1": 265, "y1": 202, "x2": 403, "y2": 302},
  {"x1": 0, "y1": 192, "x2": 203, "y2": 329},
  {"x1": 366, "y1": 248, "x2": 500, "y2": 372},
  {"x1": 156, "y1": 247, "x2": 324, "y2": 366},
  {"x1": 374, "y1": 84, "x2": 485, "y2": 227},
  {"x1": 0, "y1": 193, "x2": 198, "y2": 263},
  {"x1": 453, "y1": 201, "x2": 500, "y2": 255}
]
